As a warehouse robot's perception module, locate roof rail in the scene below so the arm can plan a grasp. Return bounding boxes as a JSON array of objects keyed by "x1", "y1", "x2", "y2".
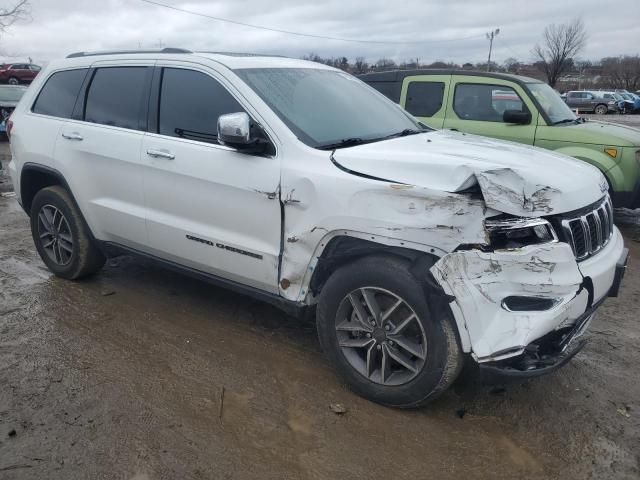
[{"x1": 66, "y1": 47, "x2": 192, "y2": 58}]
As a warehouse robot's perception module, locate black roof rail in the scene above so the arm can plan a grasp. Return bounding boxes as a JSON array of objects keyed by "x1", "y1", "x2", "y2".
[{"x1": 66, "y1": 47, "x2": 192, "y2": 58}]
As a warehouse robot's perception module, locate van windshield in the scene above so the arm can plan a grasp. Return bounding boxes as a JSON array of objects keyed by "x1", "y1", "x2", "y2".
[
  {"x1": 527, "y1": 82, "x2": 577, "y2": 124},
  {"x1": 235, "y1": 68, "x2": 426, "y2": 149}
]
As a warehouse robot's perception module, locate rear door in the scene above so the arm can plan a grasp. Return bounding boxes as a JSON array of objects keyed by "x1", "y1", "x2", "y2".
[
  {"x1": 141, "y1": 64, "x2": 282, "y2": 292},
  {"x1": 55, "y1": 61, "x2": 153, "y2": 248},
  {"x1": 399, "y1": 75, "x2": 451, "y2": 129},
  {"x1": 442, "y1": 76, "x2": 538, "y2": 144}
]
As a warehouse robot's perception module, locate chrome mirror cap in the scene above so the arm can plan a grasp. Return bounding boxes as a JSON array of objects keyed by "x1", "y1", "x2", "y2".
[{"x1": 217, "y1": 112, "x2": 251, "y2": 146}]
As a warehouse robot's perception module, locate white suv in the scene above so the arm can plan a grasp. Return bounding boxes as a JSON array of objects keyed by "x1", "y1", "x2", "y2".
[{"x1": 8, "y1": 49, "x2": 627, "y2": 407}]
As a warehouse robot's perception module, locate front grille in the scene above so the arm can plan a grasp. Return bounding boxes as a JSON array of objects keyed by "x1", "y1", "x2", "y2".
[{"x1": 560, "y1": 196, "x2": 613, "y2": 261}]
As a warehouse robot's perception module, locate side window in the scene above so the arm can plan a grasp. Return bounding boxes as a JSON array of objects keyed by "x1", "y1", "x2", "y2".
[
  {"x1": 453, "y1": 83, "x2": 527, "y2": 122},
  {"x1": 84, "y1": 67, "x2": 149, "y2": 130},
  {"x1": 405, "y1": 81, "x2": 445, "y2": 117},
  {"x1": 158, "y1": 68, "x2": 245, "y2": 143},
  {"x1": 32, "y1": 69, "x2": 88, "y2": 118}
]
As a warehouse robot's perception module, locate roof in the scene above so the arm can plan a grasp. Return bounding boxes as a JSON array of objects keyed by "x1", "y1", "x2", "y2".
[
  {"x1": 357, "y1": 69, "x2": 543, "y2": 85},
  {"x1": 63, "y1": 48, "x2": 333, "y2": 70}
]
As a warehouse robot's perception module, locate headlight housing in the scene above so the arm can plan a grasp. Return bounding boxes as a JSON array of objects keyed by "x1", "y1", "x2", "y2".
[{"x1": 485, "y1": 217, "x2": 557, "y2": 249}]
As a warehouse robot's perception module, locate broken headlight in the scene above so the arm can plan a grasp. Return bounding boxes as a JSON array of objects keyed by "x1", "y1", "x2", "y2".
[{"x1": 485, "y1": 217, "x2": 557, "y2": 249}]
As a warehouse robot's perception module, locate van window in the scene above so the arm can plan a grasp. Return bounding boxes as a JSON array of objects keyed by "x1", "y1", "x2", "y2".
[
  {"x1": 454, "y1": 84, "x2": 527, "y2": 122},
  {"x1": 405, "y1": 82, "x2": 445, "y2": 117},
  {"x1": 158, "y1": 68, "x2": 245, "y2": 143},
  {"x1": 84, "y1": 67, "x2": 149, "y2": 130},
  {"x1": 32, "y1": 69, "x2": 88, "y2": 118}
]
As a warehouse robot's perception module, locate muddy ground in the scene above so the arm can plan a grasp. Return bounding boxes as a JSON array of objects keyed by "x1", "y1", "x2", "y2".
[{"x1": 0, "y1": 139, "x2": 639, "y2": 480}]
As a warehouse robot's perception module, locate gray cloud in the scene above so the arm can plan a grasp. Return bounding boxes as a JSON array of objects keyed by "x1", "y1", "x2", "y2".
[{"x1": 1, "y1": 0, "x2": 638, "y2": 65}]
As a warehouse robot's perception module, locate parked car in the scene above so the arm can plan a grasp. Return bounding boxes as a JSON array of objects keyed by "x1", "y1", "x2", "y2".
[
  {"x1": 0, "y1": 63, "x2": 41, "y2": 85},
  {"x1": 359, "y1": 70, "x2": 640, "y2": 208},
  {"x1": 564, "y1": 90, "x2": 616, "y2": 114},
  {"x1": 617, "y1": 92, "x2": 640, "y2": 113},
  {"x1": 8, "y1": 50, "x2": 627, "y2": 407},
  {"x1": 590, "y1": 91, "x2": 630, "y2": 113},
  {"x1": 0, "y1": 85, "x2": 27, "y2": 138}
]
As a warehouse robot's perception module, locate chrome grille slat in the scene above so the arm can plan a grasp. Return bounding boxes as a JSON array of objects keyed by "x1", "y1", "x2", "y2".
[{"x1": 560, "y1": 196, "x2": 613, "y2": 261}]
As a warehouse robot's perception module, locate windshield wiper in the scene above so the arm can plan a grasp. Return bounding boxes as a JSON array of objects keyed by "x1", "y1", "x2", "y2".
[
  {"x1": 553, "y1": 118, "x2": 579, "y2": 125},
  {"x1": 316, "y1": 137, "x2": 369, "y2": 150},
  {"x1": 381, "y1": 128, "x2": 427, "y2": 139}
]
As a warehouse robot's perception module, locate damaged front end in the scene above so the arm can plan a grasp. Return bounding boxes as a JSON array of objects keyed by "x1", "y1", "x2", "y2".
[{"x1": 430, "y1": 195, "x2": 627, "y2": 374}]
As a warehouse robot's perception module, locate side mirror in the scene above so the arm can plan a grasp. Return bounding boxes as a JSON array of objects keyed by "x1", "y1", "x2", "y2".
[
  {"x1": 503, "y1": 109, "x2": 531, "y2": 125},
  {"x1": 217, "y1": 112, "x2": 251, "y2": 147}
]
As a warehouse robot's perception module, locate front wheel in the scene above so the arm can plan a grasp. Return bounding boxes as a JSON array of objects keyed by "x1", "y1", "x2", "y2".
[
  {"x1": 317, "y1": 255, "x2": 463, "y2": 408},
  {"x1": 594, "y1": 104, "x2": 608, "y2": 115}
]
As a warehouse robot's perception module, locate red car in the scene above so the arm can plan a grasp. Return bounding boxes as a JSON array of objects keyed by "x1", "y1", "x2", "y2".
[{"x1": 0, "y1": 63, "x2": 41, "y2": 85}]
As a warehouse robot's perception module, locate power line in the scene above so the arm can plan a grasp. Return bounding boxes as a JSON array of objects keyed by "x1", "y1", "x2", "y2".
[{"x1": 136, "y1": 0, "x2": 484, "y2": 46}]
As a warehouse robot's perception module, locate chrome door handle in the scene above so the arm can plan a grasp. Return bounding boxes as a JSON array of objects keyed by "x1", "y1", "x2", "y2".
[
  {"x1": 61, "y1": 132, "x2": 83, "y2": 141},
  {"x1": 146, "y1": 149, "x2": 175, "y2": 160}
]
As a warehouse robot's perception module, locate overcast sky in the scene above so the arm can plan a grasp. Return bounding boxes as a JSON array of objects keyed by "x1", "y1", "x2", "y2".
[{"x1": 1, "y1": 0, "x2": 638, "y2": 65}]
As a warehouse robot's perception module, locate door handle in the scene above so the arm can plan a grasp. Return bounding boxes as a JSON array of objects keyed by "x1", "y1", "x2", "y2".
[
  {"x1": 146, "y1": 149, "x2": 175, "y2": 160},
  {"x1": 61, "y1": 132, "x2": 83, "y2": 141}
]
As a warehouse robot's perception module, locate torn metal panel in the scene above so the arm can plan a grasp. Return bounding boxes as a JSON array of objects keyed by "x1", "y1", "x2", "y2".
[
  {"x1": 278, "y1": 175, "x2": 494, "y2": 302},
  {"x1": 430, "y1": 242, "x2": 588, "y2": 360}
]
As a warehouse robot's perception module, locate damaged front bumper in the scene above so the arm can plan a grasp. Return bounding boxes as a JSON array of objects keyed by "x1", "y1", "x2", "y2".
[{"x1": 431, "y1": 226, "x2": 626, "y2": 372}]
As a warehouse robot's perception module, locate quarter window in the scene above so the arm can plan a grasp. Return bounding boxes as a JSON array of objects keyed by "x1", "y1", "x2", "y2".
[
  {"x1": 158, "y1": 68, "x2": 245, "y2": 143},
  {"x1": 32, "y1": 69, "x2": 88, "y2": 119},
  {"x1": 453, "y1": 83, "x2": 527, "y2": 122},
  {"x1": 84, "y1": 67, "x2": 149, "y2": 130},
  {"x1": 405, "y1": 81, "x2": 445, "y2": 117}
]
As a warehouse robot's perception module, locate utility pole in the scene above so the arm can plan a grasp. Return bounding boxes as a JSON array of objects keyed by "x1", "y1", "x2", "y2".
[{"x1": 486, "y1": 28, "x2": 500, "y2": 72}]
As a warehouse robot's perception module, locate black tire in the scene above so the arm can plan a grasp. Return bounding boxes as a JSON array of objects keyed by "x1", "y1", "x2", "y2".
[
  {"x1": 594, "y1": 104, "x2": 608, "y2": 115},
  {"x1": 7, "y1": 77, "x2": 19, "y2": 85},
  {"x1": 317, "y1": 255, "x2": 463, "y2": 408},
  {"x1": 30, "y1": 186, "x2": 105, "y2": 279}
]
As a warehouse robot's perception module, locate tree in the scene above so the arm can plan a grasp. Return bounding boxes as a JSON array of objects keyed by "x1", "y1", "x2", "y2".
[
  {"x1": 374, "y1": 58, "x2": 396, "y2": 71},
  {"x1": 353, "y1": 56, "x2": 369, "y2": 74},
  {"x1": 0, "y1": 1, "x2": 29, "y2": 36},
  {"x1": 504, "y1": 57, "x2": 520, "y2": 73},
  {"x1": 533, "y1": 18, "x2": 587, "y2": 87},
  {"x1": 600, "y1": 56, "x2": 640, "y2": 90}
]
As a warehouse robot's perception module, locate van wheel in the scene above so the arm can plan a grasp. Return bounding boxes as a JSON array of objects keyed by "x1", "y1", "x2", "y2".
[
  {"x1": 316, "y1": 255, "x2": 463, "y2": 408},
  {"x1": 594, "y1": 104, "x2": 608, "y2": 115},
  {"x1": 7, "y1": 77, "x2": 19, "y2": 85},
  {"x1": 30, "y1": 186, "x2": 105, "y2": 279}
]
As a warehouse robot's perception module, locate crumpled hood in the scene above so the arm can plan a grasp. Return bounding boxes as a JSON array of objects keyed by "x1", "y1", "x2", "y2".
[{"x1": 332, "y1": 130, "x2": 608, "y2": 217}]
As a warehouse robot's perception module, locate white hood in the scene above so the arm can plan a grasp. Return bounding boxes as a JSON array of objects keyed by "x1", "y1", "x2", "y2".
[{"x1": 332, "y1": 130, "x2": 608, "y2": 217}]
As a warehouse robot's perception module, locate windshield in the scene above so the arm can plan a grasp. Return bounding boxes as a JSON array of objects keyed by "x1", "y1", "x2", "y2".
[
  {"x1": 0, "y1": 86, "x2": 26, "y2": 102},
  {"x1": 527, "y1": 82, "x2": 577, "y2": 124},
  {"x1": 235, "y1": 68, "x2": 424, "y2": 149}
]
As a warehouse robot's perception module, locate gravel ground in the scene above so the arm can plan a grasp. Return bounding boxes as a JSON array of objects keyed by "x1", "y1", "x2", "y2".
[{"x1": 0, "y1": 138, "x2": 639, "y2": 479}]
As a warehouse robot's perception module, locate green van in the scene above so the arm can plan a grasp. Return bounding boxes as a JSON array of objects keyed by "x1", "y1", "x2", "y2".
[{"x1": 359, "y1": 70, "x2": 640, "y2": 208}]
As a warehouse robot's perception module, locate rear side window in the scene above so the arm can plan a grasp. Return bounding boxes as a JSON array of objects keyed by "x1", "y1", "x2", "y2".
[
  {"x1": 453, "y1": 83, "x2": 526, "y2": 122},
  {"x1": 32, "y1": 69, "x2": 88, "y2": 118},
  {"x1": 84, "y1": 67, "x2": 149, "y2": 130},
  {"x1": 405, "y1": 82, "x2": 445, "y2": 117},
  {"x1": 158, "y1": 68, "x2": 245, "y2": 143}
]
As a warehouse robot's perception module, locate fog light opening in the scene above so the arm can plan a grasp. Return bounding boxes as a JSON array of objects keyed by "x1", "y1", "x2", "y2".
[{"x1": 501, "y1": 296, "x2": 561, "y2": 312}]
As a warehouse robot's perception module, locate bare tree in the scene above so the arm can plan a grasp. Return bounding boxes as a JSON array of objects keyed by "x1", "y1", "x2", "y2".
[
  {"x1": 0, "y1": 0, "x2": 29, "y2": 36},
  {"x1": 533, "y1": 18, "x2": 586, "y2": 88},
  {"x1": 374, "y1": 58, "x2": 396, "y2": 71},
  {"x1": 504, "y1": 57, "x2": 520, "y2": 73},
  {"x1": 600, "y1": 56, "x2": 640, "y2": 91},
  {"x1": 353, "y1": 56, "x2": 368, "y2": 74}
]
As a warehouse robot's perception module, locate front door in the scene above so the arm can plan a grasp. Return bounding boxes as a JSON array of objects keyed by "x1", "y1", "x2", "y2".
[
  {"x1": 142, "y1": 65, "x2": 282, "y2": 293},
  {"x1": 443, "y1": 76, "x2": 538, "y2": 145}
]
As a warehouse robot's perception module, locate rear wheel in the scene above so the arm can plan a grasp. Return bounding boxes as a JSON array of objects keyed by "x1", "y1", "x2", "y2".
[
  {"x1": 30, "y1": 186, "x2": 105, "y2": 279},
  {"x1": 317, "y1": 255, "x2": 463, "y2": 408},
  {"x1": 7, "y1": 77, "x2": 18, "y2": 85},
  {"x1": 594, "y1": 104, "x2": 608, "y2": 115}
]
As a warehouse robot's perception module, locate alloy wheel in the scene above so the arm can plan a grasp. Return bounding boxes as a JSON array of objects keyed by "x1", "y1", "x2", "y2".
[
  {"x1": 37, "y1": 204, "x2": 74, "y2": 266},
  {"x1": 335, "y1": 287, "x2": 427, "y2": 386}
]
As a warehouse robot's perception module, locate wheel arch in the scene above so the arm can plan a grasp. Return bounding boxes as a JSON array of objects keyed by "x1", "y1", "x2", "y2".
[{"x1": 20, "y1": 163, "x2": 76, "y2": 215}]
